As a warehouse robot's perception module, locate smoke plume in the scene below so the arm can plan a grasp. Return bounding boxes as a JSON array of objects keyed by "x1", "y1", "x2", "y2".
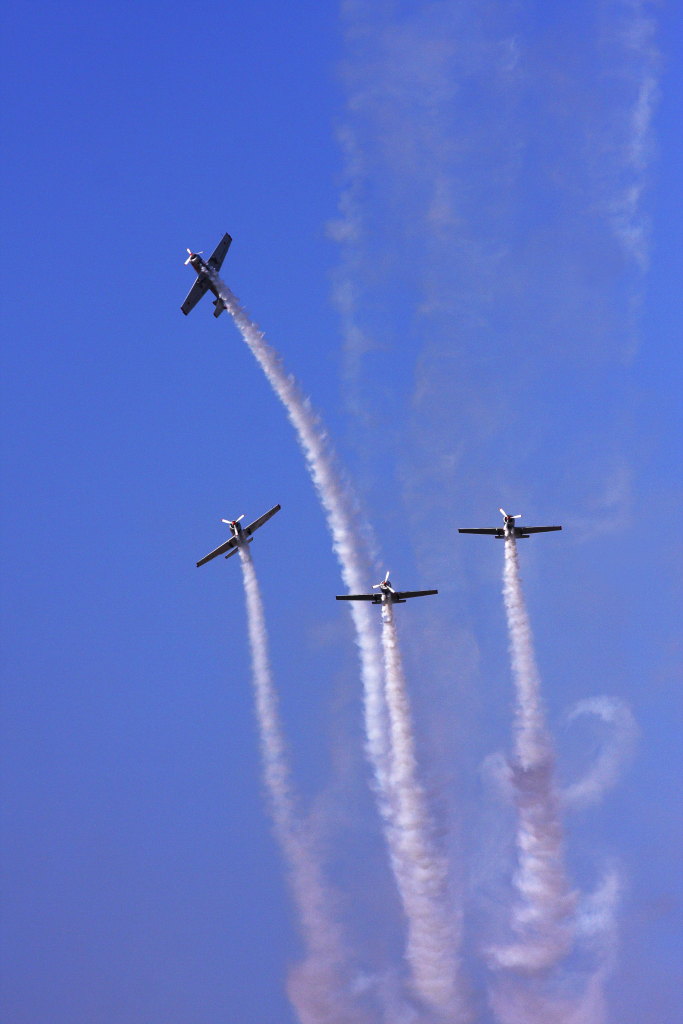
[
  {"x1": 213, "y1": 274, "x2": 389, "y2": 793},
  {"x1": 238, "y1": 546, "x2": 369, "y2": 1024},
  {"x1": 562, "y1": 697, "x2": 638, "y2": 810},
  {"x1": 380, "y1": 600, "x2": 467, "y2": 1021},
  {"x1": 488, "y1": 537, "x2": 576, "y2": 981}
]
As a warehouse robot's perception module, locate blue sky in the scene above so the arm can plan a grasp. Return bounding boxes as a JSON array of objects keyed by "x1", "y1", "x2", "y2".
[{"x1": 1, "y1": 2, "x2": 681, "y2": 1022}]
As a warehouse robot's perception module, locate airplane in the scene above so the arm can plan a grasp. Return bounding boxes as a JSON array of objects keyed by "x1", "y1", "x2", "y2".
[
  {"x1": 181, "y1": 232, "x2": 232, "y2": 318},
  {"x1": 336, "y1": 571, "x2": 438, "y2": 605},
  {"x1": 196, "y1": 504, "x2": 281, "y2": 567},
  {"x1": 458, "y1": 507, "x2": 562, "y2": 540}
]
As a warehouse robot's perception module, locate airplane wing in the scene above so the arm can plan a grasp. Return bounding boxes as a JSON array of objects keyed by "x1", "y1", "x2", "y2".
[
  {"x1": 208, "y1": 233, "x2": 232, "y2": 271},
  {"x1": 196, "y1": 536, "x2": 238, "y2": 567},
  {"x1": 520, "y1": 526, "x2": 562, "y2": 534},
  {"x1": 394, "y1": 590, "x2": 439, "y2": 600},
  {"x1": 336, "y1": 594, "x2": 381, "y2": 603},
  {"x1": 458, "y1": 528, "x2": 504, "y2": 536},
  {"x1": 181, "y1": 276, "x2": 210, "y2": 315},
  {"x1": 244, "y1": 504, "x2": 281, "y2": 537}
]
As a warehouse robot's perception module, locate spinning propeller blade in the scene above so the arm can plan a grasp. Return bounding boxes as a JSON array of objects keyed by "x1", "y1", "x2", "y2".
[{"x1": 221, "y1": 514, "x2": 245, "y2": 526}]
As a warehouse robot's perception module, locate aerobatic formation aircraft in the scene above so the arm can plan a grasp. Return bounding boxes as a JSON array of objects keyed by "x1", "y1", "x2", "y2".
[
  {"x1": 336, "y1": 571, "x2": 438, "y2": 605},
  {"x1": 458, "y1": 507, "x2": 562, "y2": 540},
  {"x1": 181, "y1": 233, "x2": 232, "y2": 318},
  {"x1": 196, "y1": 505, "x2": 281, "y2": 567}
]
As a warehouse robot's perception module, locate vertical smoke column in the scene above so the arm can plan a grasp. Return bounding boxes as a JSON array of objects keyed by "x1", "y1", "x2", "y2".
[
  {"x1": 238, "y1": 546, "x2": 365, "y2": 1024},
  {"x1": 213, "y1": 276, "x2": 388, "y2": 790},
  {"x1": 491, "y1": 536, "x2": 575, "y2": 974},
  {"x1": 380, "y1": 600, "x2": 466, "y2": 1021}
]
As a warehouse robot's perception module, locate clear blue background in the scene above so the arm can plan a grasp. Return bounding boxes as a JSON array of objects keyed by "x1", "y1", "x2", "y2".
[{"x1": 1, "y1": 2, "x2": 681, "y2": 1022}]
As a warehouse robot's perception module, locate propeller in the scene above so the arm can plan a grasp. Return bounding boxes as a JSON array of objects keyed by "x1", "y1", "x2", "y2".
[
  {"x1": 499, "y1": 507, "x2": 521, "y2": 520},
  {"x1": 373, "y1": 570, "x2": 391, "y2": 589},
  {"x1": 222, "y1": 514, "x2": 245, "y2": 527},
  {"x1": 184, "y1": 248, "x2": 203, "y2": 265}
]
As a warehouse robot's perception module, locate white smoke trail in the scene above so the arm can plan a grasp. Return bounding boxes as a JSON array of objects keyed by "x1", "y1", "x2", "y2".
[
  {"x1": 238, "y1": 546, "x2": 370, "y2": 1024},
  {"x1": 214, "y1": 276, "x2": 467, "y2": 1019},
  {"x1": 570, "y1": 866, "x2": 622, "y2": 1024},
  {"x1": 485, "y1": 543, "x2": 625, "y2": 1023},
  {"x1": 489, "y1": 537, "x2": 576, "y2": 977},
  {"x1": 213, "y1": 274, "x2": 389, "y2": 792},
  {"x1": 600, "y1": 0, "x2": 660, "y2": 271},
  {"x1": 562, "y1": 697, "x2": 638, "y2": 810},
  {"x1": 380, "y1": 600, "x2": 466, "y2": 1021},
  {"x1": 488, "y1": 867, "x2": 621, "y2": 1024}
]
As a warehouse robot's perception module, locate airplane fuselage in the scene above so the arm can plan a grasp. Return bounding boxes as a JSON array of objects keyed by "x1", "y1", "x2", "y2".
[
  {"x1": 188, "y1": 256, "x2": 220, "y2": 296},
  {"x1": 228, "y1": 521, "x2": 246, "y2": 544},
  {"x1": 498, "y1": 518, "x2": 532, "y2": 540},
  {"x1": 226, "y1": 521, "x2": 256, "y2": 553},
  {"x1": 187, "y1": 254, "x2": 208, "y2": 275},
  {"x1": 185, "y1": 253, "x2": 227, "y2": 316}
]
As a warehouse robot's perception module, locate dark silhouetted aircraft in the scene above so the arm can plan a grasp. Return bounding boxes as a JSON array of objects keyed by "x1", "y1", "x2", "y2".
[
  {"x1": 459, "y1": 508, "x2": 562, "y2": 540},
  {"x1": 181, "y1": 233, "x2": 232, "y2": 318},
  {"x1": 196, "y1": 504, "x2": 281, "y2": 567},
  {"x1": 336, "y1": 571, "x2": 438, "y2": 605}
]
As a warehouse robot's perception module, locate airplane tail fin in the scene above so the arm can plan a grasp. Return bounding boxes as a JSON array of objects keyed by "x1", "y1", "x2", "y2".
[{"x1": 213, "y1": 298, "x2": 226, "y2": 318}]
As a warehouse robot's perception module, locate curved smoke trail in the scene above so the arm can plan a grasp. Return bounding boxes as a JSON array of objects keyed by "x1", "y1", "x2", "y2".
[
  {"x1": 380, "y1": 601, "x2": 467, "y2": 1021},
  {"x1": 489, "y1": 537, "x2": 576, "y2": 977},
  {"x1": 213, "y1": 275, "x2": 388, "y2": 790},
  {"x1": 238, "y1": 546, "x2": 370, "y2": 1024},
  {"x1": 489, "y1": 867, "x2": 621, "y2": 1024},
  {"x1": 562, "y1": 697, "x2": 638, "y2": 810}
]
